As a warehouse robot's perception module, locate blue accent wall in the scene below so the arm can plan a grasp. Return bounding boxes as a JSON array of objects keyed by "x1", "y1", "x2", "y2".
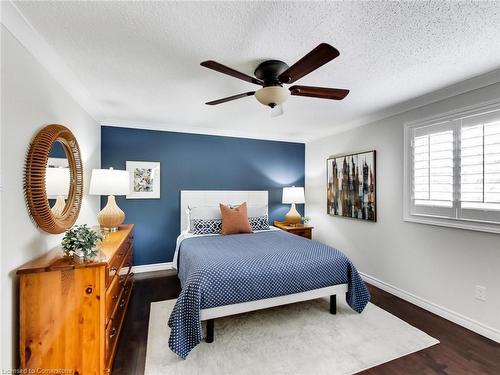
[{"x1": 101, "y1": 126, "x2": 305, "y2": 266}]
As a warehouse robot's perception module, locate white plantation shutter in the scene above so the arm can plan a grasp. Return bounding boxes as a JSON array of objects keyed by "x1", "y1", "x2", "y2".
[
  {"x1": 459, "y1": 112, "x2": 500, "y2": 222},
  {"x1": 413, "y1": 130, "x2": 454, "y2": 207},
  {"x1": 484, "y1": 121, "x2": 500, "y2": 206},
  {"x1": 410, "y1": 122, "x2": 455, "y2": 218},
  {"x1": 460, "y1": 124, "x2": 484, "y2": 204},
  {"x1": 405, "y1": 102, "x2": 500, "y2": 233}
]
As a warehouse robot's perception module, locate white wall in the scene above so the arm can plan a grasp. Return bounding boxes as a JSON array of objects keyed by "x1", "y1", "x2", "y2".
[
  {"x1": 1, "y1": 26, "x2": 100, "y2": 369},
  {"x1": 306, "y1": 82, "x2": 500, "y2": 342}
]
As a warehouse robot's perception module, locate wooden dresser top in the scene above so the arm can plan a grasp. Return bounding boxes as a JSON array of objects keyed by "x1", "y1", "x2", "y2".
[{"x1": 17, "y1": 224, "x2": 134, "y2": 275}]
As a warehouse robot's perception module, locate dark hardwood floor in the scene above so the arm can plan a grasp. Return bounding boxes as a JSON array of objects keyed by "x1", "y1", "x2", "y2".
[{"x1": 113, "y1": 272, "x2": 500, "y2": 375}]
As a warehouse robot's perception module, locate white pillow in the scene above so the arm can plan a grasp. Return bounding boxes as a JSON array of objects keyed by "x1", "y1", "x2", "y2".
[
  {"x1": 189, "y1": 206, "x2": 221, "y2": 219},
  {"x1": 187, "y1": 206, "x2": 221, "y2": 232},
  {"x1": 230, "y1": 203, "x2": 268, "y2": 218},
  {"x1": 185, "y1": 208, "x2": 191, "y2": 232},
  {"x1": 249, "y1": 205, "x2": 268, "y2": 218}
]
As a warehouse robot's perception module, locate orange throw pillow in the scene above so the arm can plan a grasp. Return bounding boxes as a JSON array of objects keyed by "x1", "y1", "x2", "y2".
[{"x1": 219, "y1": 202, "x2": 253, "y2": 235}]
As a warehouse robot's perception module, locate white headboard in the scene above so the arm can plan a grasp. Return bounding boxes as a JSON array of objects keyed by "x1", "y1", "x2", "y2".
[{"x1": 180, "y1": 190, "x2": 269, "y2": 231}]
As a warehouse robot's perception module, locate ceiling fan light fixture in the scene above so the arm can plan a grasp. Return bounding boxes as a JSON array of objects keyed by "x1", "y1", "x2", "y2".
[
  {"x1": 255, "y1": 86, "x2": 290, "y2": 108},
  {"x1": 201, "y1": 44, "x2": 348, "y2": 110}
]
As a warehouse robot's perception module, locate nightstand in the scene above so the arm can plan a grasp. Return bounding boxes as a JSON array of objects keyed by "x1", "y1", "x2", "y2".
[{"x1": 273, "y1": 221, "x2": 314, "y2": 239}]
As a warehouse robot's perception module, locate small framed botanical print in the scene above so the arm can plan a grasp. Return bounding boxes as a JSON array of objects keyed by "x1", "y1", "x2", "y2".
[{"x1": 126, "y1": 161, "x2": 161, "y2": 199}]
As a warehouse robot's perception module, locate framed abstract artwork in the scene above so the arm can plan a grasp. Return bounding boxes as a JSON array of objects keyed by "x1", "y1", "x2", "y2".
[
  {"x1": 126, "y1": 161, "x2": 161, "y2": 199},
  {"x1": 327, "y1": 150, "x2": 376, "y2": 221}
]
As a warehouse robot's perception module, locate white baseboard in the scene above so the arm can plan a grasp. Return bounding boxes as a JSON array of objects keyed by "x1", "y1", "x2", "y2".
[
  {"x1": 360, "y1": 272, "x2": 500, "y2": 343},
  {"x1": 131, "y1": 262, "x2": 174, "y2": 274}
]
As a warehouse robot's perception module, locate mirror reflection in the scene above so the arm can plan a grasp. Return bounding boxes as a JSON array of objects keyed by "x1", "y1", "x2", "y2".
[{"x1": 46, "y1": 140, "x2": 71, "y2": 218}]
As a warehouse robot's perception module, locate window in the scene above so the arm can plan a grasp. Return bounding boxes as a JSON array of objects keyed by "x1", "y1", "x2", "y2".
[
  {"x1": 413, "y1": 130, "x2": 454, "y2": 207},
  {"x1": 404, "y1": 101, "x2": 500, "y2": 233}
]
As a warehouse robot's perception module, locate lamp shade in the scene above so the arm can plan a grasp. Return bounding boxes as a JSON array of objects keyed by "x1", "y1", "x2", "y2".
[
  {"x1": 282, "y1": 186, "x2": 305, "y2": 204},
  {"x1": 255, "y1": 86, "x2": 290, "y2": 107},
  {"x1": 46, "y1": 167, "x2": 70, "y2": 197},
  {"x1": 89, "y1": 168, "x2": 130, "y2": 196}
]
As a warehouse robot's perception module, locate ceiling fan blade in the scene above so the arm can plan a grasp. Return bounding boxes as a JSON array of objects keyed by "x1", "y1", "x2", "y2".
[
  {"x1": 201, "y1": 60, "x2": 264, "y2": 86},
  {"x1": 205, "y1": 91, "x2": 255, "y2": 105},
  {"x1": 279, "y1": 43, "x2": 340, "y2": 84},
  {"x1": 289, "y1": 85, "x2": 349, "y2": 100}
]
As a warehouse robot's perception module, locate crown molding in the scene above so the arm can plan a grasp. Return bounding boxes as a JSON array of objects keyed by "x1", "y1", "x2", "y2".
[
  {"x1": 100, "y1": 120, "x2": 306, "y2": 144},
  {"x1": 1, "y1": 1, "x2": 101, "y2": 122}
]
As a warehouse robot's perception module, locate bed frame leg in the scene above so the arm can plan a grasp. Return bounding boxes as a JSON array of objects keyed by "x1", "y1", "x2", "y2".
[
  {"x1": 206, "y1": 319, "x2": 214, "y2": 343},
  {"x1": 330, "y1": 295, "x2": 337, "y2": 315}
]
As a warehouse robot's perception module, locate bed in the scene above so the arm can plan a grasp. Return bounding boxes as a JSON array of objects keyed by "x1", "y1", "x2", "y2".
[{"x1": 168, "y1": 190, "x2": 370, "y2": 359}]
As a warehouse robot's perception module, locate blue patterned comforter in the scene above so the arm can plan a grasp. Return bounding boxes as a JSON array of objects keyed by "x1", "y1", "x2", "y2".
[{"x1": 168, "y1": 230, "x2": 370, "y2": 358}]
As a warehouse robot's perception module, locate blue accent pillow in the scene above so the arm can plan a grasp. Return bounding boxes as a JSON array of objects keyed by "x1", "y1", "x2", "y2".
[
  {"x1": 191, "y1": 218, "x2": 222, "y2": 235},
  {"x1": 249, "y1": 215, "x2": 270, "y2": 231},
  {"x1": 192, "y1": 215, "x2": 269, "y2": 234}
]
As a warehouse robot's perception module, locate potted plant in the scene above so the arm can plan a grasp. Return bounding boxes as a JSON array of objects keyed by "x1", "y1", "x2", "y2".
[{"x1": 61, "y1": 224, "x2": 103, "y2": 260}]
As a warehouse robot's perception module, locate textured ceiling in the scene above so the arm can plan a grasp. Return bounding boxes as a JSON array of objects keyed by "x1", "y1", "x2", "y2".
[{"x1": 12, "y1": 1, "x2": 500, "y2": 141}]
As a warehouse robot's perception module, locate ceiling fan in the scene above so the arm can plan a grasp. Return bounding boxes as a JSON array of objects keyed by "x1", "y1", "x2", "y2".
[{"x1": 200, "y1": 43, "x2": 349, "y2": 114}]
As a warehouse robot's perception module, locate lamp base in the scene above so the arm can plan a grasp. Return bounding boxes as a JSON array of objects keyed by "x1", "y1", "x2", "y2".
[
  {"x1": 285, "y1": 203, "x2": 301, "y2": 225},
  {"x1": 97, "y1": 195, "x2": 125, "y2": 231},
  {"x1": 101, "y1": 226, "x2": 119, "y2": 232}
]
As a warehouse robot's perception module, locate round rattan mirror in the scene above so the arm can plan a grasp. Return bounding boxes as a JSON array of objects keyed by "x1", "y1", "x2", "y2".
[{"x1": 24, "y1": 124, "x2": 83, "y2": 234}]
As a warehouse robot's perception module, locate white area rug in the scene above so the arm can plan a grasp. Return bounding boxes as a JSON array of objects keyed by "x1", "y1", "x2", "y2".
[{"x1": 145, "y1": 298, "x2": 438, "y2": 375}]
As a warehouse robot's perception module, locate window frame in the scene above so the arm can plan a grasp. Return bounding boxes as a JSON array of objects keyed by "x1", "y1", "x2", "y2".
[{"x1": 403, "y1": 98, "x2": 500, "y2": 234}]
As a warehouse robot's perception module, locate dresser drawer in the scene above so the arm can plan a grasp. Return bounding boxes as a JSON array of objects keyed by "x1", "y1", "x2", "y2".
[
  {"x1": 105, "y1": 317, "x2": 120, "y2": 370},
  {"x1": 119, "y1": 247, "x2": 133, "y2": 278},
  {"x1": 105, "y1": 273, "x2": 121, "y2": 324},
  {"x1": 106, "y1": 236, "x2": 131, "y2": 287},
  {"x1": 106, "y1": 249, "x2": 133, "y2": 324},
  {"x1": 105, "y1": 275, "x2": 133, "y2": 370}
]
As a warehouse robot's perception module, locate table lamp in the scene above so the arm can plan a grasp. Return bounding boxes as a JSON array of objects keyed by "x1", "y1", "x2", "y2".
[
  {"x1": 89, "y1": 168, "x2": 130, "y2": 231},
  {"x1": 46, "y1": 166, "x2": 70, "y2": 217},
  {"x1": 282, "y1": 186, "x2": 305, "y2": 225}
]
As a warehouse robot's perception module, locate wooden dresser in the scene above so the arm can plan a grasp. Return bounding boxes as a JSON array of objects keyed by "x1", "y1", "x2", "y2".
[{"x1": 17, "y1": 224, "x2": 134, "y2": 374}]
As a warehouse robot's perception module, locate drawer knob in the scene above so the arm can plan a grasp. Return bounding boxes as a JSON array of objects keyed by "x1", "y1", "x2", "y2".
[
  {"x1": 119, "y1": 298, "x2": 126, "y2": 308},
  {"x1": 85, "y1": 287, "x2": 93, "y2": 294},
  {"x1": 109, "y1": 327, "x2": 117, "y2": 339},
  {"x1": 112, "y1": 294, "x2": 119, "y2": 300}
]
